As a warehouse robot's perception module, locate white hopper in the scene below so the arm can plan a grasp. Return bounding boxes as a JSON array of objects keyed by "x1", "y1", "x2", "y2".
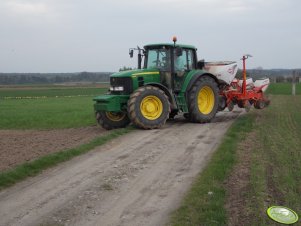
[
  {"x1": 254, "y1": 78, "x2": 270, "y2": 92},
  {"x1": 238, "y1": 78, "x2": 254, "y2": 88},
  {"x1": 204, "y1": 61, "x2": 238, "y2": 84},
  {"x1": 238, "y1": 78, "x2": 270, "y2": 92}
]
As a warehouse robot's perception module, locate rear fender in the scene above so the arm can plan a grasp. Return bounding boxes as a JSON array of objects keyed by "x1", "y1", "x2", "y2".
[
  {"x1": 180, "y1": 70, "x2": 219, "y2": 105},
  {"x1": 184, "y1": 71, "x2": 219, "y2": 93}
]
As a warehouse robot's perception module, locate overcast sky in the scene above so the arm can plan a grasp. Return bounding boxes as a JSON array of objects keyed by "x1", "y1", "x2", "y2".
[{"x1": 0, "y1": 0, "x2": 300, "y2": 72}]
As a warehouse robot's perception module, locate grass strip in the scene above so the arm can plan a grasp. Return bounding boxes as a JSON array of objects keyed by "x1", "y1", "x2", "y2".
[
  {"x1": 0, "y1": 127, "x2": 133, "y2": 190},
  {"x1": 245, "y1": 95, "x2": 301, "y2": 225},
  {"x1": 168, "y1": 114, "x2": 255, "y2": 226}
]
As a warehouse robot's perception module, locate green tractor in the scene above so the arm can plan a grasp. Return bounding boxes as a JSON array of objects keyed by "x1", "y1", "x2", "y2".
[{"x1": 93, "y1": 37, "x2": 220, "y2": 130}]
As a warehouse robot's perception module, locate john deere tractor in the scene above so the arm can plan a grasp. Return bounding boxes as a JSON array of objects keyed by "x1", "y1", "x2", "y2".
[{"x1": 93, "y1": 37, "x2": 220, "y2": 130}]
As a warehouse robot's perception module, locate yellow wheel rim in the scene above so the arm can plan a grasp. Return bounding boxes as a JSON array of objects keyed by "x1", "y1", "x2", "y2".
[
  {"x1": 105, "y1": 112, "x2": 126, "y2": 122},
  {"x1": 198, "y1": 86, "x2": 215, "y2": 115},
  {"x1": 140, "y1": 95, "x2": 163, "y2": 120}
]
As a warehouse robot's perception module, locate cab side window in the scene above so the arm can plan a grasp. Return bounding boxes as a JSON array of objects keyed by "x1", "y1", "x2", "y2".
[
  {"x1": 146, "y1": 49, "x2": 170, "y2": 71},
  {"x1": 174, "y1": 49, "x2": 195, "y2": 71},
  {"x1": 174, "y1": 50, "x2": 187, "y2": 71},
  {"x1": 187, "y1": 50, "x2": 195, "y2": 70}
]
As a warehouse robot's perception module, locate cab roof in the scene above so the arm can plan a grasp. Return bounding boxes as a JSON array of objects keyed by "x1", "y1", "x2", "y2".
[{"x1": 144, "y1": 43, "x2": 196, "y2": 50}]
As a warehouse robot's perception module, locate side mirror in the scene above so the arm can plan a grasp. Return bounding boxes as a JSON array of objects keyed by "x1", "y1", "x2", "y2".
[
  {"x1": 129, "y1": 49, "x2": 134, "y2": 58},
  {"x1": 176, "y1": 47, "x2": 183, "y2": 56},
  {"x1": 197, "y1": 60, "x2": 205, "y2": 69}
]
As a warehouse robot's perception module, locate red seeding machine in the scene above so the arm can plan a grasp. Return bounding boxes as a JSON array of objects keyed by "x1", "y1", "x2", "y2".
[{"x1": 206, "y1": 54, "x2": 270, "y2": 112}]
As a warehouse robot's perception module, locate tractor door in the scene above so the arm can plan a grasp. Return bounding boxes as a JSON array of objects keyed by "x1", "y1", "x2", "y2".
[
  {"x1": 173, "y1": 48, "x2": 196, "y2": 92},
  {"x1": 145, "y1": 48, "x2": 172, "y2": 89}
]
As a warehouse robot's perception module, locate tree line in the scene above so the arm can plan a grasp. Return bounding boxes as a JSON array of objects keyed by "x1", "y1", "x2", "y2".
[
  {"x1": 236, "y1": 68, "x2": 301, "y2": 83},
  {"x1": 0, "y1": 68, "x2": 300, "y2": 85},
  {"x1": 0, "y1": 72, "x2": 111, "y2": 85}
]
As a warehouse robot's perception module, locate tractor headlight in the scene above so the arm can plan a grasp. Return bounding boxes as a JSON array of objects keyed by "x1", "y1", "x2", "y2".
[{"x1": 110, "y1": 86, "x2": 124, "y2": 91}]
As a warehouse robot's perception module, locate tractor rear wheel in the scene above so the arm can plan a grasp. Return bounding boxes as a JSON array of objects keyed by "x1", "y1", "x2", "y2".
[
  {"x1": 188, "y1": 76, "x2": 219, "y2": 123},
  {"x1": 96, "y1": 111, "x2": 130, "y2": 130},
  {"x1": 128, "y1": 86, "x2": 170, "y2": 129}
]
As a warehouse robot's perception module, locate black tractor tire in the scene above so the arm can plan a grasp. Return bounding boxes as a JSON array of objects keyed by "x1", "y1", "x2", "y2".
[
  {"x1": 128, "y1": 86, "x2": 170, "y2": 129},
  {"x1": 96, "y1": 111, "x2": 130, "y2": 130},
  {"x1": 188, "y1": 76, "x2": 219, "y2": 123},
  {"x1": 218, "y1": 95, "x2": 227, "y2": 111}
]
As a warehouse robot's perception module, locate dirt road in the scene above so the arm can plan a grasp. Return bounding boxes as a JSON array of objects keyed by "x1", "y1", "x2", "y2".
[{"x1": 0, "y1": 110, "x2": 243, "y2": 226}]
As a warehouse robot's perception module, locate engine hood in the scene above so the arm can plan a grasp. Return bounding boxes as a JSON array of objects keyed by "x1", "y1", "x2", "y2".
[{"x1": 111, "y1": 69, "x2": 159, "y2": 78}]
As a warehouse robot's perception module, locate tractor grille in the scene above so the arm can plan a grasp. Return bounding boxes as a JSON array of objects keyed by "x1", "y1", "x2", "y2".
[{"x1": 110, "y1": 77, "x2": 133, "y2": 94}]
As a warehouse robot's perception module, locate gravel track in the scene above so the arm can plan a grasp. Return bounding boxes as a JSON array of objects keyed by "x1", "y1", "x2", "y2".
[{"x1": 0, "y1": 109, "x2": 243, "y2": 226}]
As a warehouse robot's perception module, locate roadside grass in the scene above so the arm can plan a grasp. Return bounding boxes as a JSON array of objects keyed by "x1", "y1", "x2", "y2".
[
  {"x1": 266, "y1": 82, "x2": 301, "y2": 95},
  {"x1": 169, "y1": 94, "x2": 301, "y2": 225},
  {"x1": 168, "y1": 114, "x2": 256, "y2": 226},
  {"x1": 0, "y1": 127, "x2": 133, "y2": 190},
  {"x1": 0, "y1": 85, "x2": 108, "y2": 129}
]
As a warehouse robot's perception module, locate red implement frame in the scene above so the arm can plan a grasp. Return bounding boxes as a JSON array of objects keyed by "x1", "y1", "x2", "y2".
[{"x1": 222, "y1": 55, "x2": 270, "y2": 111}]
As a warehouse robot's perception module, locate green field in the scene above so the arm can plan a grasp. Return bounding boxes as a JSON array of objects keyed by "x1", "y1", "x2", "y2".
[
  {"x1": 0, "y1": 86, "x2": 107, "y2": 129},
  {"x1": 169, "y1": 84, "x2": 301, "y2": 225},
  {"x1": 244, "y1": 95, "x2": 301, "y2": 225},
  {"x1": 266, "y1": 82, "x2": 301, "y2": 95},
  {"x1": 0, "y1": 87, "x2": 107, "y2": 98}
]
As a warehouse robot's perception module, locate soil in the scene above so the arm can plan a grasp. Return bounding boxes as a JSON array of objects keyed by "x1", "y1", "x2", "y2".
[
  {"x1": 224, "y1": 131, "x2": 256, "y2": 226},
  {"x1": 0, "y1": 126, "x2": 106, "y2": 171},
  {"x1": 0, "y1": 110, "x2": 243, "y2": 226}
]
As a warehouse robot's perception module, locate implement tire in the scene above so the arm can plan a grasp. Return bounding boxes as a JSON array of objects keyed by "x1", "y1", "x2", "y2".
[
  {"x1": 254, "y1": 100, "x2": 265, "y2": 109},
  {"x1": 128, "y1": 86, "x2": 170, "y2": 129},
  {"x1": 188, "y1": 76, "x2": 219, "y2": 123},
  {"x1": 96, "y1": 111, "x2": 130, "y2": 130}
]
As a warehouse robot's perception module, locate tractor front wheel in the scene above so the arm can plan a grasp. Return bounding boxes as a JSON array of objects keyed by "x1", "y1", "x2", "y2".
[
  {"x1": 188, "y1": 76, "x2": 219, "y2": 123},
  {"x1": 128, "y1": 86, "x2": 170, "y2": 129},
  {"x1": 96, "y1": 111, "x2": 130, "y2": 130}
]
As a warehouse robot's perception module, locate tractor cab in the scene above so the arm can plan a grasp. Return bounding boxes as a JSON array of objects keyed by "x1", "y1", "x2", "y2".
[{"x1": 131, "y1": 42, "x2": 198, "y2": 92}]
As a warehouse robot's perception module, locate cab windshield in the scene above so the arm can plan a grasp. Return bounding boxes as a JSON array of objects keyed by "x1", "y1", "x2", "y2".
[{"x1": 144, "y1": 48, "x2": 171, "y2": 71}]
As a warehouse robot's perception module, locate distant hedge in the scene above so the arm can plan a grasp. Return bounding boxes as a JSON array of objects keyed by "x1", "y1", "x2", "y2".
[{"x1": 0, "y1": 72, "x2": 111, "y2": 85}]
